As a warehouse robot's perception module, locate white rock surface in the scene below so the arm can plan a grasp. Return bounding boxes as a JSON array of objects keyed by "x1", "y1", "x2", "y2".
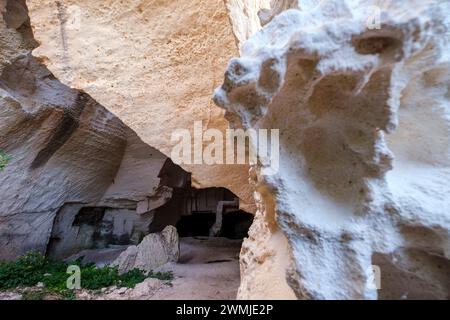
[
  {"x1": 113, "y1": 226, "x2": 180, "y2": 274},
  {"x1": 216, "y1": 0, "x2": 450, "y2": 299}
]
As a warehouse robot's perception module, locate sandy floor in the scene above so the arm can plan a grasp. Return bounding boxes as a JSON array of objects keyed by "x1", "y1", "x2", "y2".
[{"x1": 151, "y1": 237, "x2": 242, "y2": 300}]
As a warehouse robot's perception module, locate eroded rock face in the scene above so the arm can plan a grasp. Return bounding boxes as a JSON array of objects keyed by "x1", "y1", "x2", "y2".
[
  {"x1": 225, "y1": 0, "x2": 298, "y2": 48},
  {"x1": 3, "y1": 0, "x2": 449, "y2": 301},
  {"x1": 0, "y1": 0, "x2": 173, "y2": 260},
  {"x1": 113, "y1": 225, "x2": 180, "y2": 274},
  {"x1": 26, "y1": 0, "x2": 255, "y2": 213},
  {"x1": 224, "y1": 0, "x2": 270, "y2": 48},
  {"x1": 216, "y1": 0, "x2": 450, "y2": 299}
]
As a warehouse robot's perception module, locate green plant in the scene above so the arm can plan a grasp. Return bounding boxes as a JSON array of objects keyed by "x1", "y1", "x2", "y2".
[
  {"x1": 0, "y1": 252, "x2": 50, "y2": 288},
  {"x1": 0, "y1": 252, "x2": 171, "y2": 300},
  {"x1": 118, "y1": 268, "x2": 147, "y2": 288},
  {"x1": 78, "y1": 264, "x2": 119, "y2": 290},
  {"x1": 0, "y1": 150, "x2": 11, "y2": 171}
]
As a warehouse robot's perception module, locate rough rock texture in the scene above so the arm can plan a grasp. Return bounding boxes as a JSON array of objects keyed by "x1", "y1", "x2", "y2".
[
  {"x1": 225, "y1": 0, "x2": 298, "y2": 48},
  {"x1": 0, "y1": 0, "x2": 172, "y2": 260},
  {"x1": 3, "y1": 0, "x2": 450, "y2": 301},
  {"x1": 225, "y1": 0, "x2": 270, "y2": 47},
  {"x1": 26, "y1": 0, "x2": 255, "y2": 213},
  {"x1": 216, "y1": 0, "x2": 450, "y2": 299},
  {"x1": 113, "y1": 226, "x2": 180, "y2": 274},
  {"x1": 66, "y1": 246, "x2": 129, "y2": 267},
  {"x1": 75, "y1": 278, "x2": 168, "y2": 300},
  {"x1": 0, "y1": 278, "x2": 169, "y2": 300}
]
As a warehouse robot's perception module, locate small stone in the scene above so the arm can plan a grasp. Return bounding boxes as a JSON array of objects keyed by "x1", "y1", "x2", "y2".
[
  {"x1": 113, "y1": 226, "x2": 179, "y2": 273},
  {"x1": 117, "y1": 287, "x2": 128, "y2": 294}
]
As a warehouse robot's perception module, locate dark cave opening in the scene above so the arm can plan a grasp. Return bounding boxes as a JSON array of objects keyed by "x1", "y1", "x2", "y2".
[
  {"x1": 151, "y1": 159, "x2": 254, "y2": 240},
  {"x1": 150, "y1": 185, "x2": 253, "y2": 240},
  {"x1": 220, "y1": 210, "x2": 254, "y2": 239},
  {"x1": 176, "y1": 209, "x2": 253, "y2": 239},
  {"x1": 72, "y1": 207, "x2": 106, "y2": 226},
  {"x1": 176, "y1": 211, "x2": 216, "y2": 238},
  {"x1": 46, "y1": 158, "x2": 253, "y2": 260}
]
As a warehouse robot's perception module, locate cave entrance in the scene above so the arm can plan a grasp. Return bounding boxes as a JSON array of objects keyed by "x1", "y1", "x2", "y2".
[
  {"x1": 147, "y1": 159, "x2": 253, "y2": 299},
  {"x1": 46, "y1": 159, "x2": 253, "y2": 259},
  {"x1": 176, "y1": 195, "x2": 253, "y2": 240},
  {"x1": 46, "y1": 158, "x2": 251, "y2": 298},
  {"x1": 151, "y1": 159, "x2": 253, "y2": 240}
]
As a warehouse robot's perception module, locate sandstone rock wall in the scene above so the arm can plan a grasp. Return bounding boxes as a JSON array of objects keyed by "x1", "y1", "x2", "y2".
[
  {"x1": 2, "y1": 0, "x2": 449, "y2": 301},
  {"x1": 224, "y1": 0, "x2": 270, "y2": 48},
  {"x1": 27, "y1": 0, "x2": 255, "y2": 213},
  {"x1": 216, "y1": 0, "x2": 450, "y2": 299},
  {"x1": 0, "y1": 0, "x2": 173, "y2": 260}
]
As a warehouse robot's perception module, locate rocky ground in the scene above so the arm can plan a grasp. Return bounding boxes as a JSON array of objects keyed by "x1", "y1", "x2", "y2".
[{"x1": 0, "y1": 237, "x2": 241, "y2": 300}]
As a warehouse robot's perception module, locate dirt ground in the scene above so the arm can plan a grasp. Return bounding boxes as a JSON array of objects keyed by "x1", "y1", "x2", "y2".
[{"x1": 151, "y1": 237, "x2": 242, "y2": 300}]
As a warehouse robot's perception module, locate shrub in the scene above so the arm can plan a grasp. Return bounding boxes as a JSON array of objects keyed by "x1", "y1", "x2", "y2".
[
  {"x1": 77, "y1": 264, "x2": 119, "y2": 290},
  {"x1": 118, "y1": 268, "x2": 148, "y2": 288},
  {"x1": 0, "y1": 150, "x2": 11, "y2": 171},
  {"x1": 0, "y1": 252, "x2": 49, "y2": 288},
  {"x1": 0, "y1": 252, "x2": 172, "y2": 299}
]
